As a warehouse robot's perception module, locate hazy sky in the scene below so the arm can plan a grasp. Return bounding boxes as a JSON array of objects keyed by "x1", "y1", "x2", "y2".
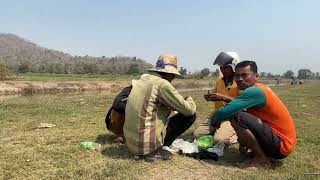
[{"x1": 1, "y1": 0, "x2": 319, "y2": 74}]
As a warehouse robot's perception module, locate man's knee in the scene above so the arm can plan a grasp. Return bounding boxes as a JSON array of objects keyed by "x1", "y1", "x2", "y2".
[
  {"x1": 189, "y1": 113, "x2": 197, "y2": 123},
  {"x1": 183, "y1": 113, "x2": 197, "y2": 124},
  {"x1": 170, "y1": 112, "x2": 196, "y2": 127},
  {"x1": 232, "y1": 111, "x2": 253, "y2": 129},
  {"x1": 233, "y1": 111, "x2": 247, "y2": 121},
  {"x1": 230, "y1": 119, "x2": 238, "y2": 128},
  {"x1": 230, "y1": 112, "x2": 242, "y2": 128}
]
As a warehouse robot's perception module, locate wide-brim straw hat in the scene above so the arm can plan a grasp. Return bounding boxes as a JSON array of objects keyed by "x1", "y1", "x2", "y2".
[{"x1": 148, "y1": 54, "x2": 182, "y2": 77}]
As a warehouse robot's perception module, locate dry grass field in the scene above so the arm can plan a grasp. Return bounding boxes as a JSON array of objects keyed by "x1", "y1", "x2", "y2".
[{"x1": 1, "y1": 80, "x2": 319, "y2": 179}]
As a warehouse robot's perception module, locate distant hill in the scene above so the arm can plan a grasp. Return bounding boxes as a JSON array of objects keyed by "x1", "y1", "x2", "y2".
[{"x1": 0, "y1": 33, "x2": 152, "y2": 74}]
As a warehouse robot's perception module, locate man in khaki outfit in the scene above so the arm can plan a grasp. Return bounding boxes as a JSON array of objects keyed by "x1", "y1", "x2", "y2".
[
  {"x1": 194, "y1": 52, "x2": 240, "y2": 146},
  {"x1": 124, "y1": 54, "x2": 197, "y2": 160}
]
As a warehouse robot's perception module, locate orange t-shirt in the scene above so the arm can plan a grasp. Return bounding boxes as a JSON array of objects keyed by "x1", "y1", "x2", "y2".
[{"x1": 248, "y1": 83, "x2": 296, "y2": 156}]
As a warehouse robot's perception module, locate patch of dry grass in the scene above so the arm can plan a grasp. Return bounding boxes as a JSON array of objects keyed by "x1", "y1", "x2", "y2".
[{"x1": 1, "y1": 82, "x2": 319, "y2": 179}]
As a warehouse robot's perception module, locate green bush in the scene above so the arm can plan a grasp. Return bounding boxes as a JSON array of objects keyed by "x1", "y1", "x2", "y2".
[{"x1": 0, "y1": 64, "x2": 9, "y2": 80}]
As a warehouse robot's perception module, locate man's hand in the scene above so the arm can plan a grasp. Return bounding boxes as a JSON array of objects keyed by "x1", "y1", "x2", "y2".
[
  {"x1": 211, "y1": 93, "x2": 226, "y2": 101},
  {"x1": 204, "y1": 93, "x2": 212, "y2": 101},
  {"x1": 204, "y1": 93, "x2": 234, "y2": 103},
  {"x1": 204, "y1": 93, "x2": 226, "y2": 101},
  {"x1": 209, "y1": 124, "x2": 220, "y2": 134},
  {"x1": 184, "y1": 96, "x2": 193, "y2": 101}
]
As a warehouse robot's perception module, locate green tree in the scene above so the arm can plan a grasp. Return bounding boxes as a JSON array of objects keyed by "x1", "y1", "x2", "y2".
[
  {"x1": 188, "y1": 72, "x2": 202, "y2": 79},
  {"x1": 179, "y1": 67, "x2": 188, "y2": 77},
  {"x1": 18, "y1": 62, "x2": 31, "y2": 73},
  {"x1": 211, "y1": 68, "x2": 220, "y2": 77},
  {"x1": 260, "y1": 72, "x2": 266, "y2": 78},
  {"x1": 54, "y1": 63, "x2": 64, "y2": 74},
  {"x1": 267, "y1": 72, "x2": 274, "y2": 79},
  {"x1": 283, "y1": 70, "x2": 295, "y2": 79},
  {"x1": 0, "y1": 64, "x2": 9, "y2": 80},
  {"x1": 200, "y1": 68, "x2": 210, "y2": 78},
  {"x1": 82, "y1": 63, "x2": 97, "y2": 74},
  {"x1": 297, "y1": 69, "x2": 312, "y2": 79},
  {"x1": 47, "y1": 63, "x2": 55, "y2": 74},
  {"x1": 127, "y1": 64, "x2": 140, "y2": 74}
]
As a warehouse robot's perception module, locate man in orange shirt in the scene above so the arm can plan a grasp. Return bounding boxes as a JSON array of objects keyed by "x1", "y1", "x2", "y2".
[{"x1": 209, "y1": 61, "x2": 296, "y2": 167}]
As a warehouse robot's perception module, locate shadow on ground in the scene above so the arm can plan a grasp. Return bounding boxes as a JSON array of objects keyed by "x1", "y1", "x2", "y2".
[
  {"x1": 95, "y1": 133, "x2": 134, "y2": 160},
  {"x1": 100, "y1": 144, "x2": 133, "y2": 160},
  {"x1": 95, "y1": 133, "x2": 284, "y2": 169},
  {"x1": 95, "y1": 133, "x2": 117, "y2": 145},
  {"x1": 203, "y1": 144, "x2": 284, "y2": 169}
]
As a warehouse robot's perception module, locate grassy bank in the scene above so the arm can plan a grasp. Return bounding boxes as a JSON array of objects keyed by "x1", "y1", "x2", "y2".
[
  {"x1": 11, "y1": 73, "x2": 141, "y2": 82},
  {"x1": 0, "y1": 82, "x2": 319, "y2": 179},
  {"x1": 1, "y1": 73, "x2": 294, "y2": 95},
  {"x1": 0, "y1": 73, "x2": 214, "y2": 95}
]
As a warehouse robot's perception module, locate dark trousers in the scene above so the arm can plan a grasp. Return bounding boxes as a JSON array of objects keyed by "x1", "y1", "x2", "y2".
[
  {"x1": 163, "y1": 113, "x2": 196, "y2": 146},
  {"x1": 233, "y1": 111, "x2": 286, "y2": 159}
]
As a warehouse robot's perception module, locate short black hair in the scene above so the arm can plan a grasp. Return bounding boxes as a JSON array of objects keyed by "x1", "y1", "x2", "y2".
[
  {"x1": 235, "y1": 60, "x2": 258, "y2": 73},
  {"x1": 156, "y1": 71, "x2": 176, "y2": 81}
]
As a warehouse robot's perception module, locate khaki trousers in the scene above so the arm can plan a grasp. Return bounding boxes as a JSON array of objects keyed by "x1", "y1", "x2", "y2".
[{"x1": 193, "y1": 119, "x2": 238, "y2": 145}]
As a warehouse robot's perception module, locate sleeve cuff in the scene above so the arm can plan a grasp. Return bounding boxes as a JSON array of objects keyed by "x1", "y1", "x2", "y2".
[{"x1": 209, "y1": 118, "x2": 219, "y2": 126}]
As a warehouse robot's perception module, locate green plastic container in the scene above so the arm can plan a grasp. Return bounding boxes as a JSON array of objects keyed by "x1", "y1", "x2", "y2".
[
  {"x1": 80, "y1": 141, "x2": 102, "y2": 151},
  {"x1": 196, "y1": 135, "x2": 215, "y2": 149}
]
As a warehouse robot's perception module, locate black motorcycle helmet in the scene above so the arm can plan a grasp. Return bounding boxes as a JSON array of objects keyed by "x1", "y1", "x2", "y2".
[{"x1": 213, "y1": 52, "x2": 239, "y2": 71}]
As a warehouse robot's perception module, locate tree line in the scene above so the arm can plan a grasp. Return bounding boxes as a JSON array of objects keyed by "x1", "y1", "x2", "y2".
[
  {"x1": 261, "y1": 69, "x2": 320, "y2": 80},
  {"x1": 179, "y1": 67, "x2": 320, "y2": 80},
  {"x1": 1, "y1": 56, "x2": 152, "y2": 75}
]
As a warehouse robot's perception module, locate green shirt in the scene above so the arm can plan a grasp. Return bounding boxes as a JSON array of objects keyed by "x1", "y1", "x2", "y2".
[
  {"x1": 124, "y1": 73, "x2": 196, "y2": 155},
  {"x1": 210, "y1": 86, "x2": 266, "y2": 126}
]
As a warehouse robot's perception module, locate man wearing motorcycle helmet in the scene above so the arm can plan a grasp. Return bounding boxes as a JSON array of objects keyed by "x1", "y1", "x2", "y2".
[{"x1": 194, "y1": 52, "x2": 240, "y2": 146}]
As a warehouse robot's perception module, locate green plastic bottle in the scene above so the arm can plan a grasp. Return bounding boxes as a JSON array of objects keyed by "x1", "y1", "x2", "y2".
[{"x1": 80, "y1": 141, "x2": 102, "y2": 151}]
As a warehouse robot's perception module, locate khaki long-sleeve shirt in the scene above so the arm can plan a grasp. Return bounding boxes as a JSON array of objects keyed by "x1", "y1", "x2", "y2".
[{"x1": 124, "y1": 73, "x2": 196, "y2": 155}]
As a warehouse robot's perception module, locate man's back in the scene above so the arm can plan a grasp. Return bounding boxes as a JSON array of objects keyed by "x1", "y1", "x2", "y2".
[
  {"x1": 124, "y1": 73, "x2": 169, "y2": 155},
  {"x1": 124, "y1": 73, "x2": 196, "y2": 155}
]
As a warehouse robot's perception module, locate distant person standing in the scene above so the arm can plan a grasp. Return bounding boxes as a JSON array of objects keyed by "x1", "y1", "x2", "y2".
[
  {"x1": 210, "y1": 61, "x2": 296, "y2": 167},
  {"x1": 124, "y1": 54, "x2": 197, "y2": 160},
  {"x1": 291, "y1": 77, "x2": 297, "y2": 85},
  {"x1": 275, "y1": 78, "x2": 280, "y2": 85},
  {"x1": 194, "y1": 52, "x2": 240, "y2": 146}
]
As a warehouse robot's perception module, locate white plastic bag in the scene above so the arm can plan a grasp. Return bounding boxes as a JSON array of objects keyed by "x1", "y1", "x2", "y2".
[
  {"x1": 207, "y1": 142, "x2": 225, "y2": 157},
  {"x1": 170, "y1": 139, "x2": 199, "y2": 154}
]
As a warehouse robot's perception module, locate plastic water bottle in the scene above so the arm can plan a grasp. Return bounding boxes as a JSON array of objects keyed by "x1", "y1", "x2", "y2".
[{"x1": 80, "y1": 141, "x2": 102, "y2": 151}]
